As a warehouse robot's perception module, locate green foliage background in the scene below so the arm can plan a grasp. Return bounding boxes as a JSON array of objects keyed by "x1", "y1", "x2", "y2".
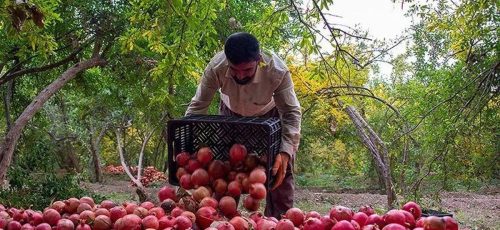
[{"x1": 0, "y1": 0, "x2": 497, "y2": 209}]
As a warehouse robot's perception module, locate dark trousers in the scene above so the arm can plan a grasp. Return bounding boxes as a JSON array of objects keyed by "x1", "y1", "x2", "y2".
[{"x1": 219, "y1": 101, "x2": 294, "y2": 219}]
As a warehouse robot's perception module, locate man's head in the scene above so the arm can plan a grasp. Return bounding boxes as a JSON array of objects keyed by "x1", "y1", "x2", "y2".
[{"x1": 224, "y1": 32, "x2": 261, "y2": 85}]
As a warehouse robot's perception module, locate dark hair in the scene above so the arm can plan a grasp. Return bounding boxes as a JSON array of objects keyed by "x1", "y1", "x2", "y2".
[{"x1": 224, "y1": 32, "x2": 260, "y2": 65}]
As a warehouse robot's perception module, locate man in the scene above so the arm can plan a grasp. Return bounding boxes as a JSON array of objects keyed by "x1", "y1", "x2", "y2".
[{"x1": 185, "y1": 32, "x2": 301, "y2": 218}]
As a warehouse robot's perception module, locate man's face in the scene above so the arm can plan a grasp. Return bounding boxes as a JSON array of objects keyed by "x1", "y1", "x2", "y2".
[{"x1": 229, "y1": 61, "x2": 258, "y2": 85}]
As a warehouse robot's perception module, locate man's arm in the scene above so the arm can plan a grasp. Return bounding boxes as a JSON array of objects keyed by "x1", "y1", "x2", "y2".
[
  {"x1": 273, "y1": 71, "x2": 302, "y2": 158},
  {"x1": 185, "y1": 67, "x2": 219, "y2": 116}
]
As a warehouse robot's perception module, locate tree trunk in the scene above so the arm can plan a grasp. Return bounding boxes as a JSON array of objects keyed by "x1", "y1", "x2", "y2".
[
  {"x1": 90, "y1": 139, "x2": 102, "y2": 182},
  {"x1": 0, "y1": 57, "x2": 107, "y2": 186},
  {"x1": 344, "y1": 104, "x2": 397, "y2": 209}
]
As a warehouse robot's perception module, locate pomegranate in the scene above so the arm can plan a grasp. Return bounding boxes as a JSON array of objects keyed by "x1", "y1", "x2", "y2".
[
  {"x1": 148, "y1": 207, "x2": 165, "y2": 218},
  {"x1": 75, "y1": 223, "x2": 92, "y2": 230},
  {"x1": 248, "y1": 168, "x2": 267, "y2": 184},
  {"x1": 158, "y1": 186, "x2": 178, "y2": 202},
  {"x1": 415, "y1": 217, "x2": 425, "y2": 227},
  {"x1": 401, "y1": 210, "x2": 415, "y2": 228},
  {"x1": 181, "y1": 211, "x2": 196, "y2": 224},
  {"x1": 55, "y1": 219, "x2": 74, "y2": 230},
  {"x1": 176, "y1": 152, "x2": 191, "y2": 167},
  {"x1": 330, "y1": 205, "x2": 354, "y2": 221},
  {"x1": 353, "y1": 212, "x2": 369, "y2": 227},
  {"x1": 443, "y1": 216, "x2": 458, "y2": 230},
  {"x1": 159, "y1": 216, "x2": 176, "y2": 229},
  {"x1": 214, "y1": 178, "x2": 228, "y2": 194},
  {"x1": 192, "y1": 186, "x2": 211, "y2": 202},
  {"x1": 79, "y1": 210, "x2": 96, "y2": 224},
  {"x1": 303, "y1": 217, "x2": 323, "y2": 230},
  {"x1": 241, "y1": 178, "x2": 251, "y2": 193},
  {"x1": 200, "y1": 197, "x2": 218, "y2": 209},
  {"x1": 331, "y1": 220, "x2": 356, "y2": 230},
  {"x1": 7, "y1": 221, "x2": 22, "y2": 230},
  {"x1": 359, "y1": 205, "x2": 376, "y2": 216},
  {"x1": 249, "y1": 212, "x2": 264, "y2": 224},
  {"x1": 171, "y1": 207, "x2": 184, "y2": 217},
  {"x1": 67, "y1": 213, "x2": 80, "y2": 226},
  {"x1": 208, "y1": 160, "x2": 226, "y2": 179},
  {"x1": 50, "y1": 201, "x2": 65, "y2": 214},
  {"x1": 20, "y1": 223, "x2": 34, "y2": 230},
  {"x1": 109, "y1": 206, "x2": 127, "y2": 223},
  {"x1": 191, "y1": 168, "x2": 210, "y2": 187},
  {"x1": 285, "y1": 207, "x2": 305, "y2": 227},
  {"x1": 351, "y1": 220, "x2": 361, "y2": 230},
  {"x1": 229, "y1": 216, "x2": 249, "y2": 230},
  {"x1": 361, "y1": 224, "x2": 378, "y2": 230},
  {"x1": 28, "y1": 211, "x2": 43, "y2": 226},
  {"x1": 196, "y1": 206, "x2": 219, "y2": 229},
  {"x1": 219, "y1": 196, "x2": 237, "y2": 217},
  {"x1": 275, "y1": 219, "x2": 295, "y2": 230},
  {"x1": 42, "y1": 208, "x2": 61, "y2": 226},
  {"x1": 133, "y1": 207, "x2": 149, "y2": 218},
  {"x1": 64, "y1": 198, "x2": 80, "y2": 214},
  {"x1": 365, "y1": 214, "x2": 385, "y2": 228},
  {"x1": 243, "y1": 195, "x2": 260, "y2": 212},
  {"x1": 235, "y1": 172, "x2": 248, "y2": 184},
  {"x1": 113, "y1": 214, "x2": 141, "y2": 230},
  {"x1": 229, "y1": 144, "x2": 247, "y2": 164},
  {"x1": 12, "y1": 209, "x2": 28, "y2": 223},
  {"x1": 139, "y1": 201, "x2": 154, "y2": 210},
  {"x1": 381, "y1": 223, "x2": 405, "y2": 230},
  {"x1": 320, "y1": 215, "x2": 337, "y2": 230},
  {"x1": 305, "y1": 211, "x2": 322, "y2": 219},
  {"x1": 186, "y1": 159, "x2": 202, "y2": 173},
  {"x1": 174, "y1": 215, "x2": 192, "y2": 230},
  {"x1": 93, "y1": 215, "x2": 112, "y2": 230},
  {"x1": 76, "y1": 203, "x2": 92, "y2": 214},
  {"x1": 197, "y1": 147, "x2": 213, "y2": 165},
  {"x1": 79, "y1": 197, "x2": 95, "y2": 207},
  {"x1": 99, "y1": 200, "x2": 116, "y2": 210},
  {"x1": 257, "y1": 219, "x2": 277, "y2": 230},
  {"x1": 160, "y1": 198, "x2": 176, "y2": 213},
  {"x1": 249, "y1": 183, "x2": 266, "y2": 199},
  {"x1": 401, "y1": 201, "x2": 422, "y2": 220},
  {"x1": 142, "y1": 215, "x2": 159, "y2": 229},
  {"x1": 95, "y1": 208, "x2": 110, "y2": 217},
  {"x1": 227, "y1": 181, "x2": 242, "y2": 198},
  {"x1": 176, "y1": 167, "x2": 188, "y2": 180},
  {"x1": 383, "y1": 210, "x2": 405, "y2": 226},
  {"x1": 423, "y1": 216, "x2": 445, "y2": 230},
  {"x1": 217, "y1": 221, "x2": 236, "y2": 230},
  {"x1": 244, "y1": 154, "x2": 259, "y2": 170},
  {"x1": 34, "y1": 223, "x2": 52, "y2": 230}
]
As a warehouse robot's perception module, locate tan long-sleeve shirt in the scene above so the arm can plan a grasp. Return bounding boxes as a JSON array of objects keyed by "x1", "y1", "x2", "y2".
[{"x1": 186, "y1": 51, "x2": 301, "y2": 157}]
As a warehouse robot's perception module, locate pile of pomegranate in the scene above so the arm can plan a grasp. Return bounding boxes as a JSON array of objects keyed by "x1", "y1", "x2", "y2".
[
  {"x1": 103, "y1": 166, "x2": 167, "y2": 187},
  {"x1": 0, "y1": 144, "x2": 460, "y2": 230},
  {"x1": 174, "y1": 144, "x2": 268, "y2": 214}
]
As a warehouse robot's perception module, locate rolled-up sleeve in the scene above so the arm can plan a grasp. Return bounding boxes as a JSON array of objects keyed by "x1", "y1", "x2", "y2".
[
  {"x1": 273, "y1": 71, "x2": 302, "y2": 158},
  {"x1": 185, "y1": 67, "x2": 219, "y2": 116}
]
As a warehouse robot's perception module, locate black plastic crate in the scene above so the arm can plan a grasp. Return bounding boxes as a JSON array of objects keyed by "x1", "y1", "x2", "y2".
[
  {"x1": 422, "y1": 209, "x2": 453, "y2": 218},
  {"x1": 167, "y1": 115, "x2": 281, "y2": 189}
]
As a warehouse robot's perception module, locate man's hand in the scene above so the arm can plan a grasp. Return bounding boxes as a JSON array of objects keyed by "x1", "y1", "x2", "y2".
[{"x1": 271, "y1": 152, "x2": 290, "y2": 190}]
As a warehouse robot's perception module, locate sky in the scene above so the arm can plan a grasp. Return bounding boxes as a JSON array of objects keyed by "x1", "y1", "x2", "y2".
[{"x1": 308, "y1": 0, "x2": 414, "y2": 79}]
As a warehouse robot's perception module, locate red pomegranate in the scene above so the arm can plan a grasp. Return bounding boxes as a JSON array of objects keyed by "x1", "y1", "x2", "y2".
[
  {"x1": 176, "y1": 152, "x2": 191, "y2": 166},
  {"x1": 330, "y1": 205, "x2": 354, "y2": 222},
  {"x1": 229, "y1": 144, "x2": 247, "y2": 164},
  {"x1": 197, "y1": 147, "x2": 213, "y2": 165},
  {"x1": 285, "y1": 207, "x2": 305, "y2": 227},
  {"x1": 401, "y1": 201, "x2": 422, "y2": 220}
]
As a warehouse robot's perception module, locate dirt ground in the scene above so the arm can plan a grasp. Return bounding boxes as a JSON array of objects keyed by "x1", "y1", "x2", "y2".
[{"x1": 82, "y1": 176, "x2": 500, "y2": 230}]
